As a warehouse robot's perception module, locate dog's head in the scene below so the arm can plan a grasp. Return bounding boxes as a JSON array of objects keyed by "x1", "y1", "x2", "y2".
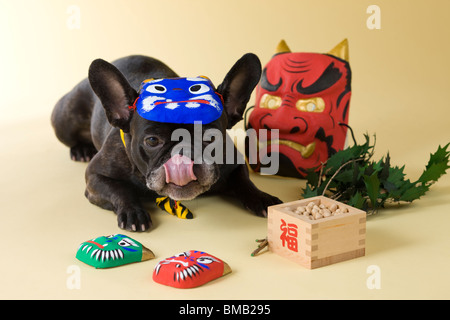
[{"x1": 88, "y1": 54, "x2": 261, "y2": 200}]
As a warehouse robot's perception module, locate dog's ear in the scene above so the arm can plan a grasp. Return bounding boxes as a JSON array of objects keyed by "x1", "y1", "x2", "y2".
[
  {"x1": 217, "y1": 53, "x2": 262, "y2": 129},
  {"x1": 88, "y1": 59, "x2": 138, "y2": 133}
]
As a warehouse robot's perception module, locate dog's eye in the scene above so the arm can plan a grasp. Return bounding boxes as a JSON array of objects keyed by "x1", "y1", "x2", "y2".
[
  {"x1": 189, "y1": 83, "x2": 210, "y2": 94},
  {"x1": 146, "y1": 84, "x2": 167, "y2": 94},
  {"x1": 145, "y1": 136, "x2": 161, "y2": 147}
]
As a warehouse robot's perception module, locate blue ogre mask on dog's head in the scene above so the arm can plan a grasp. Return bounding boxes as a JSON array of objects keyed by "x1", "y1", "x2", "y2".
[{"x1": 134, "y1": 77, "x2": 224, "y2": 124}]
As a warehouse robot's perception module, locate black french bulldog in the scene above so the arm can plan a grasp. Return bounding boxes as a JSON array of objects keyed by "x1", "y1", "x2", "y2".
[{"x1": 51, "y1": 53, "x2": 281, "y2": 232}]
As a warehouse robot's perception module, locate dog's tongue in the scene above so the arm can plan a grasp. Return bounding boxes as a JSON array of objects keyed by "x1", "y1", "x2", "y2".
[{"x1": 163, "y1": 154, "x2": 197, "y2": 186}]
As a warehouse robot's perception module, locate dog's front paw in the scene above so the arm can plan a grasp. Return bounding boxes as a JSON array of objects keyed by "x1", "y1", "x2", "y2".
[
  {"x1": 117, "y1": 206, "x2": 152, "y2": 232},
  {"x1": 70, "y1": 143, "x2": 97, "y2": 162},
  {"x1": 243, "y1": 192, "x2": 282, "y2": 218}
]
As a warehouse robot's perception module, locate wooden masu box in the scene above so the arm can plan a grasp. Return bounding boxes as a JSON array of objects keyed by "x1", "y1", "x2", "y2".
[{"x1": 267, "y1": 196, "x2": 366, "y2": 269}]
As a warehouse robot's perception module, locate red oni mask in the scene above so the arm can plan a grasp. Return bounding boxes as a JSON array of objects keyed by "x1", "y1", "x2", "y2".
[
  {"x1": 152, "y1": 250, "x2": 231, "y2": 288},
  {"x1": 247, "y1": 39, "x2": 351, "y2": 178}
]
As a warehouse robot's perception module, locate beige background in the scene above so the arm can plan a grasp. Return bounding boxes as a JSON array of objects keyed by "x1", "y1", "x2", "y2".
[{"x1": 0, "y1": 0, "x2": 449, "y2": 299}]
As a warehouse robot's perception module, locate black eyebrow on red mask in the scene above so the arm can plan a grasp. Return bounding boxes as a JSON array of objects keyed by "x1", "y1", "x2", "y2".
[
  {"x1": 296, "y1": 62, "x2": 342, "y2": 95},
  {"x1": 260, "y1": 68, "x2": 282, "y2": 92}
]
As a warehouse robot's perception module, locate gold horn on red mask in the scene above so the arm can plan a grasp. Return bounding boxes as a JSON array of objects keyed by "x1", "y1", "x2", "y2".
[
  {"x1": 327, "y1": 38, "x2": 349, "y2": 62},
  {"x1": 275, "y1": 39, "x2": 292, "y2": 54}
]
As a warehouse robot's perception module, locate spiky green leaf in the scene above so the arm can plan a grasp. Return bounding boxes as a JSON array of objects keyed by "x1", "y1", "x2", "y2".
[{"x1": 363, "y1": 173, "x2": 381, "y2": 209}]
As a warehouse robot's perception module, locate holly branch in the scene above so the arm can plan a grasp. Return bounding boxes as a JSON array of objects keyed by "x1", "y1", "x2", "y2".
[{"x1": 301, "y1": 132, "x2": 450, "y2": 214}]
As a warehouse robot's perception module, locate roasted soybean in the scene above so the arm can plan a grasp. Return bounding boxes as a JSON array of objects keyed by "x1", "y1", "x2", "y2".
[{"x1": 292, "y1": 201, "x2": 350, "y2": 220}]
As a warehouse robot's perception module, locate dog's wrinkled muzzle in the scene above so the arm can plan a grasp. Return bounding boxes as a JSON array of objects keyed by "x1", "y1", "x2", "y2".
[{"x1": 163, "y1": 154, "x2": 197, "y2": 186}]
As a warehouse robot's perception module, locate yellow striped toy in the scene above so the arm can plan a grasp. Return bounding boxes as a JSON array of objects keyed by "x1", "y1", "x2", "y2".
[{"x1": 156, "y1": 197, "x2": 193, "y2": 219}]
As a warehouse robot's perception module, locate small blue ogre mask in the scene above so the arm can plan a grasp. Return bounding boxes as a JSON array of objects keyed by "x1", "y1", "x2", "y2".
[{"x1": 134, "y1": 77, "x2": 224, "y2": 124}]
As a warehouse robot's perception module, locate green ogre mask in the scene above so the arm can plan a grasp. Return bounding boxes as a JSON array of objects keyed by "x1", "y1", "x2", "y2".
[{"x1": 76, "y1": 234, "x2": 154, "y2": 268}]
